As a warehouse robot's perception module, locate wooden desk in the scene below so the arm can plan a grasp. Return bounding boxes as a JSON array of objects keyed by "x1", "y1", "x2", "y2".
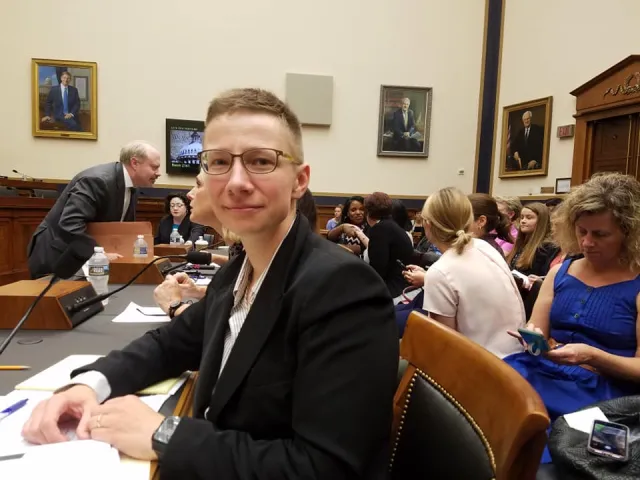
[{"x1": 154, "y1": 244, "x2": 190, "y2": 256}]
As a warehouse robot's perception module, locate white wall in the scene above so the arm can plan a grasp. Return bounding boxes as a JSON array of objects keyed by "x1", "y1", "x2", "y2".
[
  {"x1": 0, "y1": 0, "x2": 484, "y2": 196},
  {"x1": 493, "y1": 0, "x2": 640, "y2": 196}
]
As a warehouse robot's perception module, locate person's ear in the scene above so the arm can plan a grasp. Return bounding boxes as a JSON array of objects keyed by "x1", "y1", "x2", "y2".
[
  {"x1": 479, "y1": 215, "x2": 487, "y2": 229},
  {"x1": 291, "y1": 164, "x2": 310, "y2": 200}
]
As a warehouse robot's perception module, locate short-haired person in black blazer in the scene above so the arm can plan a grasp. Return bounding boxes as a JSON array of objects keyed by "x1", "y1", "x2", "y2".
[
  {"x1": 154, "y1": 192, "x2": 205, "y2": 245},
  {"x1": 27, "y1": 141, "x2": 162, "y2": 278},
  {"x1": 351, "y1": 192, "x2": 414, "y2": 298},
  {"x1": 23, "y1": 89, "x2": 399, "y2": 480}
]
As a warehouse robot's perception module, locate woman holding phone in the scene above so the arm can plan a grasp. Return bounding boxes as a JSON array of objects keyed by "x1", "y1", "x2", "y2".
[{"x1": 505, "y1": 172, "x2": 640, "y2": 463}]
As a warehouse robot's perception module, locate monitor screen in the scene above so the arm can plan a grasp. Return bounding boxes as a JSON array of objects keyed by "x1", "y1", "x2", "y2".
[{"x1": 165, "y1": 118, "x2": 205, "y2": 175}]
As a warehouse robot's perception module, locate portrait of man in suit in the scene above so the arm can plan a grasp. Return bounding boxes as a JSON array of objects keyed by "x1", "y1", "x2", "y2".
[
  {"x1": 378, "y1": 85, "x2": 432, "y2": 158},
  {"x1": 32, "y1": 58, "x2": 98, "y2": 139},
  {"x1": 500, "y1": 97, "x2": 552, "y2": 178},
  {"x1": 41, "y1": 71, "x2": 82, "y2": 131}
]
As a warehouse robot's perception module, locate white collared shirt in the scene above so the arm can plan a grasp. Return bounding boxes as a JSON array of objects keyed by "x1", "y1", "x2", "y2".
[
  {"x1": 218, "y1": 217, "x2": 295, "y2": 375},
  {"x1": 121, "y1": 166, "x2": 134, "y2": 221}
]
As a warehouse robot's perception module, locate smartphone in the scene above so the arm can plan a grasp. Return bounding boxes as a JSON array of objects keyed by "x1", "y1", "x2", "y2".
[
  {"x1": 517, "y1": 328, "x2": 551, "y2": 356},
  {"x1": 396, "y1": 259, "x2": 407, "y2": 270},
  {"x1": 587, "y1": 420, "x2": 630, "y2": 461}
]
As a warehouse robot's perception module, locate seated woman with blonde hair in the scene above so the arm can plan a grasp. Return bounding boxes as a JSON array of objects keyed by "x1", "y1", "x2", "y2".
[
  {"x1": 505, "y1": 172, "x2": 640, "y2": 463},
  {"x1": 418, "y1": 187, "x2": 525, "y2": 358}
]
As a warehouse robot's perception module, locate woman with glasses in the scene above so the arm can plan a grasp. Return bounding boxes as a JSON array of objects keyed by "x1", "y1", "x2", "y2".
[
  {"x1": 24, "y1": 89, "x2": 398, "y2": 480},
  {"x1": 153, "y1": 192, "x2": 205, "y2": 245}
]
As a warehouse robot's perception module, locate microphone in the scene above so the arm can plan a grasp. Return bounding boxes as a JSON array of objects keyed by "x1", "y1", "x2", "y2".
[
  {"x1": 67, "y1": 251, "x2": 209, "y2": 313},
  {"x1": 0, "y1": 240, "x2": 94, "y2": 356},
  {"x1": 12, "y1": 169, "x2": 37, "y2": 181}
]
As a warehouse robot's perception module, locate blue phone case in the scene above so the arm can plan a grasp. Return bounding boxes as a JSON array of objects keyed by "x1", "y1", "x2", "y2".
[{"x1": 518, "y1": 328, "x2": 550, "y2": 355}]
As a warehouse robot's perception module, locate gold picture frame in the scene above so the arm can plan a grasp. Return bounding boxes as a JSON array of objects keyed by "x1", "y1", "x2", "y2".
[
  {"x1": 499, "y1": 96, "x2": 553, "y2": 178},
  {"x1": 32, "y1": 58, "x2": 98, "y2": 140}
]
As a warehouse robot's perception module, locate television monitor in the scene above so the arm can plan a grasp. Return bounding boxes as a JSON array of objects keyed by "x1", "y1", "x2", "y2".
[{"x1": 165, "y1": 118, "x2": 205, "y2": 175}]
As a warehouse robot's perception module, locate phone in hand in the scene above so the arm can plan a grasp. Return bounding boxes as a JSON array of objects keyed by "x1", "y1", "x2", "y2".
[
  {"x1": 588, "y1": 420, "x2": 630, "y2": 461},
  {"x1": 517, "y1": 328, "x2": 551, "y2": 356},
  {"x1": 396, "y1": 259, "x2": 407, "y2": 270}
]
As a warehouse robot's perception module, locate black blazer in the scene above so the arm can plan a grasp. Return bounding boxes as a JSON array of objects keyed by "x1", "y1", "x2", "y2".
[
  {"x1": 27, "y1": 162, "x2": 136, "y2": 278},
  {"x1": 368, "y1": 219, "x2": 414, "y2": 297},
  {"x1": 73, "y1": 214, "x2": 399, "y2": 479},
  {"x1": 154, "y1": 214, "x2": 204, "y2": 245}
]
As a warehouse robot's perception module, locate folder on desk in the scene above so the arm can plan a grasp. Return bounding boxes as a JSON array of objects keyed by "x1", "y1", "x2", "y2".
[{"x1": 14, "y1": 354, "x2": 188, "y2": 395}]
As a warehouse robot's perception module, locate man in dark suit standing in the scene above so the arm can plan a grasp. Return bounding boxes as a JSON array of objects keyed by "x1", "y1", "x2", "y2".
[
  {"x1": 392, "y1": 97, "x2": 421, "y2": 151},
  {"x1": 23, "y1": 89, "x2": 398, "y2": 480},
  {"x1": 27, "y1": 141, "x2": 161, "y2": 278},
  {"x1": 41, "y1": 71, "x2": 82, "y2": 131},
  {"x1": 511, "y1": 110, "x2": 544, "y2": 170}
]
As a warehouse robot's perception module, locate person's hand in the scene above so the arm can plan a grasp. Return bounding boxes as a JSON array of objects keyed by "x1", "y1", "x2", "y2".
[
  {"x1": 105, "y1": 252, "x2": 123, "y2": 261},
  {"x1": 153, "y1": 274, "x2": 182, "y2": 313},
  {"x1": 527, "y1": 160, "x2": 538, "y2": 170},
  {"x1": 546, "y1": 343, "x2": 595, "y2": 366},
  {"x1": 514, "y1": 152, "x2": 521, "y2": 161},
  {"x1": 88, "y1": 395, "x2": 164, "y2": 461},
  {"x1": 507, "y1": 322, "x2": 543, "y2": 347},
  {"x1": 41, "y1": 116, "x2": 52, "y2": 122},
  {"x1": 342, "y1": 223, "x2": 358, "y2": 236},
  {"x1": 403, "y1": 265, "x2": 426, "y2": 286},
  {"x1": 403, "y1": 132, "x2": 410, "y2": 138},
  {"x1": 64, "y1": 113, "x2": 74, "y2": 119},
  {"x1": 528, "y1": 274, "x2": 543, "y2": 284},
  {"x1": 172, "y1": 272, "x2": 201, "y2": 299},
  {"x1": 22, "y1": 385, "x2": 98, "y2": 444}
]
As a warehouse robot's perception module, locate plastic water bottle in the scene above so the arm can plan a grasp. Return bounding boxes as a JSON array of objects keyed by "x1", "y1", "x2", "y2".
[
  {"x1": 195, "y1": 236, "x2": 208, "y2": 251},
  {"x1": 87, "y1": 246, "x2": 109, "y2": 306},
  {"x1": 169, "y1": 227, "x2": 181, "y2": 245},
  {"x1": 133, "y1": 235, "x2": 148, "y2": 258}
]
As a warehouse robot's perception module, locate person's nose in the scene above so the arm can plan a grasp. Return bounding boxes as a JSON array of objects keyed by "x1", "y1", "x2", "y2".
[
  {"x1": 581, "y1": 234, "x2": 596, "y2": 248},
  {"x1": 226, "y1": 158, "x2": 254, "y2": 194}
]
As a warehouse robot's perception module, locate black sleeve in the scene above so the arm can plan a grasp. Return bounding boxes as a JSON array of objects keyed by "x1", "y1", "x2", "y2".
[
  {"x1": 154, "y1": 218, "x2": 165, "y2": 245},
  {"x1": 72, "y1": 294, "x2": 207, "y2": 398},
  {"x1": 531, "y1": 243, "x2": 560, "y2": 277},
  {"x1": 57, "y1": 176, "x2": 109, "y2": 246},
  {"x1": 160, "y1": 261, "x2": 399, "y2": 480},
  {"x1": 367, "y1": 224, "x2": 391, "y2": 277}
]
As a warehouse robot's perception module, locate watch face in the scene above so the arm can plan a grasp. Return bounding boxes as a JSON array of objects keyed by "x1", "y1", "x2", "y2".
[
  {"x1": 169, "y1": 300, "x2": 182, "y2": 309},
  {"x1": 155, "y1": 416, "x2": 180, "y2": 444}
]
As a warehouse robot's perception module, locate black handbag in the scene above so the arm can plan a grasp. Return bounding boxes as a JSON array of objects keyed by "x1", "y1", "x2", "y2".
[{"x1": 548, "y1": 395, "x2": 640, "y2": 479}]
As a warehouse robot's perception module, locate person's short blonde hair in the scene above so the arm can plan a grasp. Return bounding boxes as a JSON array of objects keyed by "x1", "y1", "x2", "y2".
[
  {"x1": 494, "y1": 195, "x2": 523, "y2": 220},
  {"x1": 554, "y1": 172, "x2": 640, "y2": 272},
  {"x1": 119, "y1": 141, "x2": 153, "y2": 165},
  {"x1": 422, "y1": 187, "x2": 474, "y2": 255},
  {"x1": 205, "y1": 88, "x2": 304, "y2": 164}
]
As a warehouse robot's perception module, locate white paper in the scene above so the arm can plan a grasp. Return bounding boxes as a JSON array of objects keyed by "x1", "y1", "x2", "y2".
[
  {"x1": 195, "y1": 277, "x2": 211, "y2": 286},
  {"x1": 14, "y1": 355, "x2": 102, "y2": 392},
  {"x1": 564, "y1": 407, "x2": 609, "y2": 434},
  {"x1": 167, "y1": 372, "x2": 190, "y2": 396},
  {"x1": 118, "y1": 456, "x2": 151, "y2": 478},
  {"x1": 17, "y1": 440, "x2": 121, "y2": 480},
  {"x1": 139, "y1": 394, "x2": 170, "y2": 412},
  {"x1": 112, "y1": 302, "x2": 170, "y2": 323}
]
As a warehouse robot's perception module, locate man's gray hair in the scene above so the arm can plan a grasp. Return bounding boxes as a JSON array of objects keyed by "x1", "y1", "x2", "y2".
[
  {"x1": 119, "y1": 141, "x2": 152, "y2": 164},
  {"x1": 522, "y1": 110, "x2": 533, "y2": 119}
]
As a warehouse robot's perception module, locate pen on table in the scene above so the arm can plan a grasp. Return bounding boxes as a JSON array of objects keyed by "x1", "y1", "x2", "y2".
[
  {"x1": 0, "y1": 398, "x2": 28, "y2": 422},
  {"x1": 0, "y1": 365, "x2": 30, "y2": 371}
]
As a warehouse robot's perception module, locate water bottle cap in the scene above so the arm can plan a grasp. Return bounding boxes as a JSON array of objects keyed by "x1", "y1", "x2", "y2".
[
  {"x1": 199, "y1": 236, "x2": 204, "y2": 240},
  {"x1": 94, "y1": 246, "x2": 104, "y2": 253},
  {"x1": 172, "y1": 227, "x2": 178, "y2": 231},
  {"x1": 137, "y1": 235, "x2": 144, "y2": 239}
]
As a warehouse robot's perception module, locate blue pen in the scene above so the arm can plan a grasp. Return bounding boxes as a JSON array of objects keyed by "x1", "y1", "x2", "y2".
[{"x1": 0, "y1": 399, "x2": 28, "y2": 422}]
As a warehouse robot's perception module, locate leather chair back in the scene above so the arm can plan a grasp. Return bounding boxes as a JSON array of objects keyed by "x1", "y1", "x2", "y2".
[{"x1": 391, "y1": 312, "x2": 549, "y2": 480}]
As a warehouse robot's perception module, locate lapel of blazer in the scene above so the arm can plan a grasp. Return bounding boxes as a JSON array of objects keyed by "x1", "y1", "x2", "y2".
[
  {"x1": 205, "y1": 214, "x2": 308, "y2": 422},
  {"x1": 113, "y1": 163, "x2": 126, "y2": 221}
]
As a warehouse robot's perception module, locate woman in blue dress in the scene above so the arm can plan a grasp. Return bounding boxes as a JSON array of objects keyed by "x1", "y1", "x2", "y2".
[{"x1": 504, "y1": 172, "x2": 640, "y2": 463}]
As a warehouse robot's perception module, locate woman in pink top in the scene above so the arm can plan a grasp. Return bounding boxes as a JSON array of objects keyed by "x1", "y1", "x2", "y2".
[
  {"x1": 420, "y1": 187, "x2": 525, "y2": 358},
  {"x1": 495, "y1": 196, "x2": 523, "y2": 255}
]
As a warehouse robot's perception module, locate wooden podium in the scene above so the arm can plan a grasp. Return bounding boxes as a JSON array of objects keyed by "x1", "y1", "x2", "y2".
[
  {"x1": 87, "y1": 222, "x2": 155, "y2": 257},
  {"x1": 108, "y1": 257, "x2": 173, "y2": 285},
  {"x1": 154, "y1": 244, "x2": 190, "y2": 256},
  {"x1": 0, "y1": 280, "x2": 104, "y2": 330}
]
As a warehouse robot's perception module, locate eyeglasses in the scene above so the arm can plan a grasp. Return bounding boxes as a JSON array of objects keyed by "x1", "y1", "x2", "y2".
[
  {"x1": 170, "y1": 203, "x2": 185, "y2": 208},
  {"x1": 198, "y1": 148, "x2": 295, "y2": 175}
]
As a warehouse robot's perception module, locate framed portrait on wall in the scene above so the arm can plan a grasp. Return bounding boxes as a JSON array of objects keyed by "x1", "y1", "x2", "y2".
[
  {"x1": 32, "y1": 58, "x2": 98, "y2": 140},
  {"x1": 499, "y1": 96, "x2": 553, "y2": 178},
  {"x1": 377, "y1": 85, "x2": 433, "y2": 158}
]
